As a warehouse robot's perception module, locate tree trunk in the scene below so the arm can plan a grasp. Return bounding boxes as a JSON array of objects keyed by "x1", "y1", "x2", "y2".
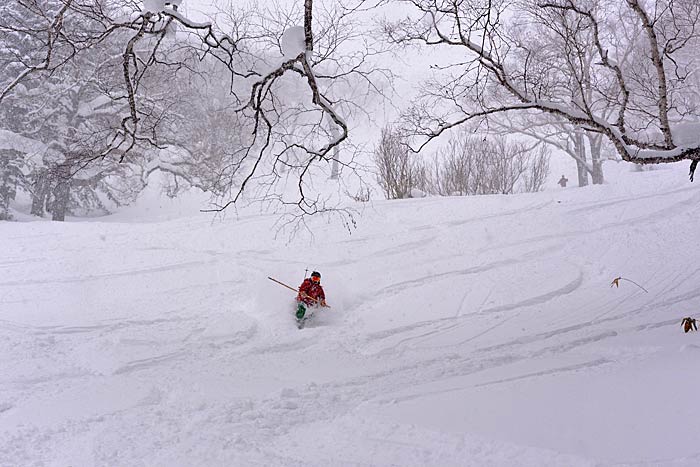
[
  {"x1": 31, "y1": 170, "x2": 49, "y2": 217},
  {"x1": 0, "y1": 184, "x2": 10, "y2": 220},
  {"x1": 591, "y1": 159, "x2": 604, "y2": 185},
  {"x1": 588, "y1": 133, "x2": 605, "y2": 185},
  {"x1": 574, "y1": 129, "x2": 589, "y2": 187},
  {"x1": 330, "y1": 122, "x2": 340, "y2": 180},
  {"x1": 330, "y1": 157, "x2": 339, "y2": 180},
  {"x1": 50, "y1": 164, "x2": 71, "y2": 222}
]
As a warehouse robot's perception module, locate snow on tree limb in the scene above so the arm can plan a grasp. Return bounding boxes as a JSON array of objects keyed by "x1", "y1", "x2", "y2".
[
  {"x1": 388, "y1": 0, "x2": 700, "y2": 180},
  {"x1": 0, "y1": 0, "x2": 74, "y2": 104},
  {"x1": 1, "y1": 0, "x2": 386, "y2": 220}
]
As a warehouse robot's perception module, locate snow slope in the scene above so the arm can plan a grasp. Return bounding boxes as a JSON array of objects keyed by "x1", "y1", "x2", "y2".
[{"x1": 2, "y1": 165, "x2": 700, "y2": 466}]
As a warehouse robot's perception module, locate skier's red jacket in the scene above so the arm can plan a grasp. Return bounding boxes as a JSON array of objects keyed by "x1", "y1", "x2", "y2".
[{"x1": 297, "y1": 278, "x2": 325, "y2": 305}]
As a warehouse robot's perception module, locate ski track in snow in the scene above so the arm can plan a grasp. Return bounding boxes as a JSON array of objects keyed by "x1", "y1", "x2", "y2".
[
  {"x1": 2, "y1": 168, "x2": 700, "y2": 466},
  {"x1": 0, "y1": 258, "x2": 226, "y2": 287}
]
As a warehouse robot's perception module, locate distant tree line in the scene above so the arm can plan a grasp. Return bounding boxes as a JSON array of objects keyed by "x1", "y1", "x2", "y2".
[{"x1": 375, "y1": 127, "x2": 549, "y2": 200}]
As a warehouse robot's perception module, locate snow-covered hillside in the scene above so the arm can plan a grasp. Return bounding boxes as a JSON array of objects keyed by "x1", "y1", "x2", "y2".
[{"x1": 2, "y1": 165, "x2": 700, "y2": 466}]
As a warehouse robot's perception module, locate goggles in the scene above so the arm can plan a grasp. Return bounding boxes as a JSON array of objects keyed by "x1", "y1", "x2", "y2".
[{"x1": 310, "y1": 276, "x2": 320, "y2": 283}]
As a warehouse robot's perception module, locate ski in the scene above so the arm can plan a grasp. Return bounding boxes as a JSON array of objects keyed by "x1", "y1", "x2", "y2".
[{"x1": 296, "y1": 309, "x2": 314, "y2": 329}]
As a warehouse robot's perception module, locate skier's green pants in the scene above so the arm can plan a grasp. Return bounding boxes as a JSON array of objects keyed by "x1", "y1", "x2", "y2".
[{"x1": 296, "y1": 303, "x2": 306, "y2": 319}]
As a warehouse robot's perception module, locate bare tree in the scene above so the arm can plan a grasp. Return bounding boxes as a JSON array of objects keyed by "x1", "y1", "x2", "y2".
[
  {"x1": 492, "y1": 112, "x2": 609, "y2": 187},
  {"x1": 1, "y1": 0, "x2": 391, "y2": 221},
  {"x1": 522, "y1": 145, "x2": 551, "y2": 193},
  {"x1": 431, "y1": 135, "x2": 478, "y2": 196},
  {"x1": 374, "y1": 126, "x2": 426, "y2": 199},
  {"x1": 385, "y1": 0, "x2": 700, "y2": 181},
  {"x1": 431, "y1": 135, "x2": 548, "y2": 196}
]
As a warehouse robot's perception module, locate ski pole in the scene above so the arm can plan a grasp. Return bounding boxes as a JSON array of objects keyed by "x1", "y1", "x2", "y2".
[{"x1": 267, "y1": 276, "x2": 297, "y2": 293}]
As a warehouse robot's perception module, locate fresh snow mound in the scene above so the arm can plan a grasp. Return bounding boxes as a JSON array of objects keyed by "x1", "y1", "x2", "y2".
[
  {"x1": 281, "y1": 26, "x2": 306, "y2": 59},
  {"x1": 142, "y1": 0, "x2": 179, "y2": 13},
  {"x1": 142, "y1": 0, "x2": 165, "y2": 12}
]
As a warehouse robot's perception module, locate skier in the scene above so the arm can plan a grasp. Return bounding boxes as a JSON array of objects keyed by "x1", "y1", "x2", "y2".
[
  {"x1": 296, "y1": 271, "x2": 327, "y2": 320},
  {"x1": 558, "y1": 175, "x2": 569, "y2": 188}
]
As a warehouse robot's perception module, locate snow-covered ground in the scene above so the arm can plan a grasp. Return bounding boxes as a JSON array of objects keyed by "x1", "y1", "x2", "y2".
[{"x1": 2, "y1": 164, "x2": 700, "y2": 466}]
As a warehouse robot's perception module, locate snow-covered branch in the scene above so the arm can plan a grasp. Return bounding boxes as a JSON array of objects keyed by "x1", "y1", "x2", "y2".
[
  {"x1": 2, "y1": 0, "x2": 388, "y2": 220},
  {"x1": 387, "y1": 0, "x2": 700, "y2": 180}
]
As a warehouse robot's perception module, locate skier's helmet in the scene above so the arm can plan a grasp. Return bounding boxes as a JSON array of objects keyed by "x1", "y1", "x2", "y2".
[{"x1": 310, "y1": 271, "x2": 321, "y2": 283}]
